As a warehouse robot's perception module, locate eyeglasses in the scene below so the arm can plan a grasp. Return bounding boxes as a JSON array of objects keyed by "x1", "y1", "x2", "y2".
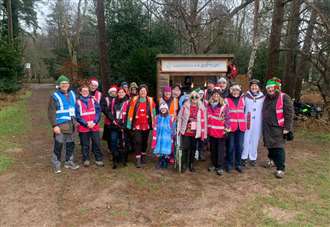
[{"x1": 191, "y1": 96, "x2": 199, "y2": 100}]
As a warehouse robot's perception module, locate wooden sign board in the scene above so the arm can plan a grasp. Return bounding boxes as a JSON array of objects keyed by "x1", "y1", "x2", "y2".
[{"x1": 161, "y1": 59, "x2": 228, "y2": 73}]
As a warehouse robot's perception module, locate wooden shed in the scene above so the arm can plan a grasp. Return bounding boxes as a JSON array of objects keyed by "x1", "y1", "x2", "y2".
[{"x1": 156, "y1": 54, "x2": 235, "y2": 97}]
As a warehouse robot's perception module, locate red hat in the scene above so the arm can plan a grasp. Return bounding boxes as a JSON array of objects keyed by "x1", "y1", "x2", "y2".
[
  {"x1": 89, "y1": 77, "x2": 99, "y2": 87},
  {"x1": 108, "y1": 86, "x2": 117, "y2": 93}
]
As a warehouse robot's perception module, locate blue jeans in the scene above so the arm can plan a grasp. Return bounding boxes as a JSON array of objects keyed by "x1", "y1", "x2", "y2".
[
  {"x1": 227, "y1": 130, "x2": 244, "y2": 169},
  {"x1": 110, "y1": 129, "x2": 124, "y2": 161}
]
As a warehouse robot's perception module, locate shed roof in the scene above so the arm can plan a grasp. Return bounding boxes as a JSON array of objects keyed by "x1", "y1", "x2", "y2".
[{"x1": 156, "y1": 54, "x2": 234, "y2": 59}]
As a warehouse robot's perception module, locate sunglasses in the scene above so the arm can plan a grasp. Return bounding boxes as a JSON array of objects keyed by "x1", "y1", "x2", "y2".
[{"x1": 191, "y1": 95, "x2": 199, "y2": 100}]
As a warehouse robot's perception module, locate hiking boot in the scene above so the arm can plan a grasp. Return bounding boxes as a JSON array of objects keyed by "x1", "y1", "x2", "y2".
[
  {"x1": 208, "y1": 166, "x2": 216, "y2": 172},
  {"x1": 83, "y1": 160, "x2": 90, "y2": 167},
  {"x1": 216, "y1": 169, "x2": 224, "y2": 176},
  {"x1": 155, "y1": 159, "x2": 161, "y2": 169},
  {"x1": 236, "y1": 166, "x2": 243, "y2": 173},
  {"x1": 264, "y1": 160, "x2": 274, "y2": 168},
  {"x1": 136, "y1": 157, "x2": 142, "y2": 168},
  {"x1": 141, "y1": 155, "x2": 147, "y2": 165},
  {"x1": 95, "y1": 161, "x2": 104, "y2": 167},
  {"x1": 54, "y1": 166, "x2": 62, "y2": 174},
  {"x1": 250, "y1": 160, "x2": 257, "y2": 167},
  {"x1": 241, "y1": 159, "x2": 247, "y2": 167},
  {"x1": 64, "y1": 161, "x2": 80, "y2": 170},
  {"x1": 189, "y1": 163, "x2": 196, "y2": 172},
  {"x1": 275, "y1": 170, "x2": 285, "y2": 179}
]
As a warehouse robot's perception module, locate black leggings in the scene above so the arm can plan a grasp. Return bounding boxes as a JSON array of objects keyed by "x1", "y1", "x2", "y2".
[
  {"x1": 182, "y1": 136, "x2": 197, "y2": 168},
  {"x1": 133, "y1": 130, "x2": 150, "y2": 158},
  {"x1": 268, "y1": 147, "x2": 286, "y2": 171},
  {"x1": 209, "y1": 136, "x2": 225, "y2": 169}
]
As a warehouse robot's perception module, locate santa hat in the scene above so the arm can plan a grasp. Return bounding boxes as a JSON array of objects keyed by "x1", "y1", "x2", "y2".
[
  {"x1": 108, "y1": 86, "x2": 117, "y2": 93},
  {"x1": 159, "y1": 102, "x2": 169, "y2": 111},
  {"x1": 89, "y1": 77, "x2": 99, "y2": 87}
]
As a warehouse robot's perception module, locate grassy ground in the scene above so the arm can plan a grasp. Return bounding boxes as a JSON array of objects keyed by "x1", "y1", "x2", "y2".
[
  {"x1": 0, "y1": 91, "x2": 31, "y2": 173},
  {"x1": 224, "y1": 131, "x2": 330, "y2": 227}
]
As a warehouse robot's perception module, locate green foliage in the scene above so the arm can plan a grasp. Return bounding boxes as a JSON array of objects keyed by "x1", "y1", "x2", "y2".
[
  {"x1": 253, "y1": 41, "x2": 269, "y2": 83},
  {"x1": 106, "y1": 0, "x2": 176, "y2": 94},
  {"x1": 0, "y1": 41, "x2": 23, "y2": 93}
]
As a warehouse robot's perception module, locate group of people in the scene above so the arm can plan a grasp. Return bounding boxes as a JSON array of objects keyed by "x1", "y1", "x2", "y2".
[{"x1": 48, "y1": 74, "x2": 294, "y2": 179}]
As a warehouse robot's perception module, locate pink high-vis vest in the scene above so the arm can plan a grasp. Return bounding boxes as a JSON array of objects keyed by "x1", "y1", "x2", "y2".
[
  {"x1": 77, "y1": 98, "x2": 100, "y2": 132},
  {"x1": 226, "y1": 96, "x2": 246, "y2": 132},
  {"x1": 104, "y1": 97, "x2": 128, "y2": 126},
  {"x1": 276, "y1": 92, "x2": 285, "y2": 127},
  {"x1": 92, "y1": 90, "x2": 102, "y2": 103},
  {"x1": 207, "y1": 105, "x2": 226, "y2": 138}
]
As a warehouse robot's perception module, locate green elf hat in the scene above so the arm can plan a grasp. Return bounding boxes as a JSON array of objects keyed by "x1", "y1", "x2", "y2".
[
  {"x1": 265, "y1": 79, "x2": 277, "y2": 88},
  {"x1": 56, "y1": 75, "x2": 70, "y2": 85}
]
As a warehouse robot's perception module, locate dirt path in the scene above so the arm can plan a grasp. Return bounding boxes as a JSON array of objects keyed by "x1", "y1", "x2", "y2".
[{"x1": 0, "y1": 85, "x2": 319, "y2": 226}]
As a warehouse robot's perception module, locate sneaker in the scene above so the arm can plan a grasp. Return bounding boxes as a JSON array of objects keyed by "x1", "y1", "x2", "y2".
[
  {"x1": 208, "y1": 166, "x2": 216, "y2": 172},
  {"x1": 64, "y1": 161, "x2": 80, "y2": 170},
  {"x1": 275, "y1": 170, "x2": 285, "y2": 178},
  {"x1": 54, "y1": 166, "x2": 62, "y2": 174},
  {"x1": 83, "y1": 160, "x2": 90, "y2": 167},
  {"x1": 216, "y1": 169, "x2": 224, "y2": 176},
  {"x1": 236, "y1": 166, "x2": 243, "y2": 173},
  {"x1": 241, "y1": 159, "x2": 247, "y2": 167},
  {"x1": 264, "y1": 160, "x2": 274, "y2": 168},
  {"x1": 250, "y1": 160, "x2": 256, "y2": 167},
  {"x1": 95, "y1": 161, "x2": 104, "y2": 167}
]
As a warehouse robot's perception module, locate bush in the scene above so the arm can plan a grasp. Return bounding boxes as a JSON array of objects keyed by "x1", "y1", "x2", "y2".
[{"x1": 0, "y1": 42, "x2": 23, "y2": 93}]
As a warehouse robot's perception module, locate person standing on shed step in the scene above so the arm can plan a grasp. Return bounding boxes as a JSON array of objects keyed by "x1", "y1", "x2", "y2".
[{"x1": 48, "y1": 75, "x2": 80, "y2": 174}]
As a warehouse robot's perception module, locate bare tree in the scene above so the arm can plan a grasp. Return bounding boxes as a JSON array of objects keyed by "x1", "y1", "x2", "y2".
[
  {"x1": 282, "y1": 0, "x2": 302, "y2": 97},
  {"x1": 266, "y1": 0, "x2": 285, "y2": 79},
  {"x1": 95, "y1": 0, "x2": 111, "y2": 92},
  {"x1": 247, "y1": 0, "x2": 260, "y2": 78}
]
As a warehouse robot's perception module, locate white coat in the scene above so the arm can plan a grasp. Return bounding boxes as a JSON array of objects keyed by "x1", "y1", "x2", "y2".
[{"x1": 242, "y1": 91, "x2": 265, "y2": 161}]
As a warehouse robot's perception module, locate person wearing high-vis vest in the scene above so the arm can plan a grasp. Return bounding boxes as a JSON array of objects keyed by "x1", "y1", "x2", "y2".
[
  {"x1": 101, "y1": 86, "x2": 118, "y2": 153},
  {"x1": 263, "y1": 79, "x2": 294, "y2": 179},
  {"x1": 225, "y1": 83, "x2": 246, "y2": 173},
  {"x1": 75, "y1": 84, "x2": 104, "y2": 167},
  {"x1": 207, "y1": 90, "x2": 230, "y2": 176},
  {"x1": 241, "y1": 79, "x2": 265, "y2": 167},
  {"x1": 88, "y1": 77, "x2": 102, "y2": 104},
  {"x1": 103, "y1": 87, "x2": 129, "y2": 169},
  {"x1": 126, "y1": 84, "x2": 156, "y2": 168},
  {"x1": 48, "y1": 75, "x2": 80, "y2": 174}
]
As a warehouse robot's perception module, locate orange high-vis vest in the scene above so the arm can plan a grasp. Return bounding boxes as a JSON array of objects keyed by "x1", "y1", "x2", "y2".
[
  {"x1": 77, "y1": 98, "x2": 100, "y2": 132},
  {"x1": 276, "y1": 92, "x2": 285, "y2": 127},
  {"x1": 159, "y1": 97, "x2": 178, "y2": 117},
  {"x1": 226, "y1": 96, "x2": 246, "y2": 132}
]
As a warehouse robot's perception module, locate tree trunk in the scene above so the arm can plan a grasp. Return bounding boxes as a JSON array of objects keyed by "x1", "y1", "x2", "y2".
[
  {"x1": 266, "y1": 0, "x2": 285, "y2": 79},
  {"x1": 294, "y1": 9, "x2": 316, "y2": 101},
  {"x1": 96, "y1": 0, "x2": 111, "y2": 92},
  {"x1": 5, "y1": 0, "x2": 13, "y2": 44},
  {"x1": 282, "y1": 0, "x2": 302, "y2": 97},
  {"x1": 247, "y1": 0, "x2": 260, "y2": 78}
]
